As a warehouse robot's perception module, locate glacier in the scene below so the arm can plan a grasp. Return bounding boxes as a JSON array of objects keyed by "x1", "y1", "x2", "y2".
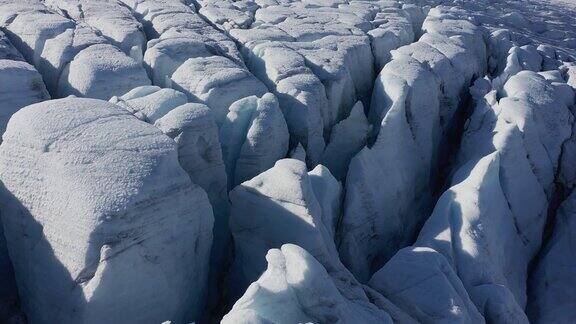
[{"x1": 0, "y1": 0, "x2": 575, "y2": 322}]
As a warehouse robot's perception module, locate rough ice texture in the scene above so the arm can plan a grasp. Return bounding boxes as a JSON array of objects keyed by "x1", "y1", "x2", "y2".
[
  {"x1": 528, "y1": 190, "x2": 576, "y2": 323},
  {"x1": 198, "y1": 0, "x2": 420, "y2": 165},
  {"x1": 340, "y1": 7, "x2": 488, "y2": 282},
  {"x1": 229, "y1": 158, "x2": 381, "y2": 316},
  {"x1": 0, "y1": 98, "x2": 213, "y2": 323},
  {"x1": 0, "y1": 32, "x2": 50, "y2": 136},
  {"x1": 320, "y1": 101, "x2": 371, "y2": 181},
  {"x1": 110, "y1": 85, "x2": 232, "y2": 320},
  {"x1": 119, "y1": 0, "x2": 269, "y2": 134},
  {"x1": 0, "y1": 31, "x2": 50, "y2": 322},
  {"x1": 368, "y1": 54, "x2": 573, "y2": 323},
  {"x1": 0, "y1": 0, "x2": 150, "y2": 99},
  {"x1": 223, "y1": 244, "x2": 392, "y2": 324},
  {"x1": 44, "y1": 0, "x2": 147, "y2": 59},
  {"x1": 220, "y1": 93, "x2": 289, "y2": 188},
  {"x1": 369, "y1": 247, "x2": 484, "y2": 323}
]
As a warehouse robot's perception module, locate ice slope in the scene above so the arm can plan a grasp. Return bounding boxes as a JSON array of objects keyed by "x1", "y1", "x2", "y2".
[
  {"x1": 340, "y1": 6, "x2": 488, "y2": 282},
  {"x1": 0, "y1": 97, "x2": 213, "y2": 323},
  {"x1": 0, "y1": 0, "x2": 150, "y2": 99},
  {"x1": 528, "y1": 190, "x2": 576, "y2": 323}
]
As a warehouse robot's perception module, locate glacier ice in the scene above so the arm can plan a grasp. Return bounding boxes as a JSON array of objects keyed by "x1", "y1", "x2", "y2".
[
  {"x1": 528, "y1": 190, "x2": 576, "y2": 323},
  {"x1": 44, "y1": 0, "x2": 147, "y2": 60},
  {"x1": 223, "y1": 244, "x2": 392, "y2": 324},
  {"x1": 0, "y1": 97, "x2": 213, "y2": 323},
  {"x1": 0, "y1": 0, "x2": 150, "y2": 99},
  {"x1": 110, "y1": 85, "x2": 231, "y2": 318},
  {"x1": 0, "y1": 30, "x2": 49, "y2": 322},
  {"x1": 219, "y1": 93, "x2": 289, "y2": 188},
  {"x1": 340, "y1": 7, "x2": 488, "y2": 281},
  {"x1": 0, "y1": 0, "x2": 575, "y2": 322}
]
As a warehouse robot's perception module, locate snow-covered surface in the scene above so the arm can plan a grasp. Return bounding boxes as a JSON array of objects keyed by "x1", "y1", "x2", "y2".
[
  {"x1": 0, "y1": 0, "x2": 576, "y2": 322},
  {"x1": 44, "y1": 0, "x2": 147, "y2": 59},
  {"x1": 0, "y1": 0, "x2": 150, "y2": 99},
  {"x1": 0, "y1": 98, "x2": 213, "y2": 323}
]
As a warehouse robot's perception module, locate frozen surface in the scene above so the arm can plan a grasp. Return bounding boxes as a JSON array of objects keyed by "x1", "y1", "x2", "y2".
[
  {"x1": 528, "y1": 190, "x2": 576, "y2": 323},
  {"x1": 44, "y1": 0, "x2": 147, "y2": 59},
  {"x1": 0, "y1": 98, "x2": 213, "y2": 323},
  {"x1": 340, "y1": 7, "x2": 488, "y2": 281},
  {"x1": 1, "y1": 0, "x2": 576, "y2": 322},
  {"x1": 0, "y1": 0, "x2": 150, "y2": 99},
  {"x1": 223, "y1": 244, "x2": 392, "y2": 324}
]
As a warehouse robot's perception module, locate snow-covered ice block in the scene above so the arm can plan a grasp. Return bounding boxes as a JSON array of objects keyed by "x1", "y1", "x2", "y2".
[
  {"x1": 0, "y1": 60, "x2": 49, "y2": 137},
  {"x1": 223, "y1": 244, "x2": 392, "y2": 324},
  {"x1": 220, "y1": 93, "x2": 289, "y2": 188},
  {"x1": 110, "y1": 85, "x2": 188, "y2": 122},
  {"x1": 0, "y1": 29, "x2": 50, "y2": 323},
  {"x1": 44, "y1": 0, "x2": 147, "y2": 59},
  {"x1": 0, "y1": 97, "x2": 213, "y2": 323},
  {"x1": 58, "y1": 44, "x2": 151, "y2": 99},
  {"x1": 111, "y1": 85, "x2": 231, "y2": 320},
  {"x1": 229, "y1": 159, "x2": 372, "y2": 306},
  {"x1": 238, "y1": 42, "x2": 326, "y2": 165},
  {"x1": 170, "y1": 56, "x2": 268, "y2": 125},
  {"x1": 528, "y1": 190, "x2": 576, "y2": 323}
]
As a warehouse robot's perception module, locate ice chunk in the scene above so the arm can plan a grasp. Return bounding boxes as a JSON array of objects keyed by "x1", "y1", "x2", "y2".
[
  {"x1": 223, "y1": 244, "x2": 392, "y2": 324},
  {"x1": 0, "y1": 97, "x2": 213, "y2": 323},
  {"x1": 112, "y1": 85, "x2": 231, "y2": 321},
  {"x1": 0, "y1": 60, "x2": 50, "y2": 137},
  {"x1": 58, "y1": 44, "x2": 150, "y2": 99},
  {"x1": 320, "y1": 101, "x2": 371, "y2": 180},
  {"x1": 220, "y1": 93, "x2": 289, "y2": 188}
]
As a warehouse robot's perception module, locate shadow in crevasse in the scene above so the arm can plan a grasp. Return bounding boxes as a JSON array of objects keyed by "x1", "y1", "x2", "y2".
[{"x1": 0, "y1": 184, "x2": 87, "y2": 324}]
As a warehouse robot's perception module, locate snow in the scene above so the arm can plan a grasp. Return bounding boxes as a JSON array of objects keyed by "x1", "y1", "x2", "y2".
[{"x1": 0, "y1": 97, "x2": 213, "y2": 323}]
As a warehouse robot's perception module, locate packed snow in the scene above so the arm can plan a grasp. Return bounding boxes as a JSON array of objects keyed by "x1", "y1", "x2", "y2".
[{"x1": 0, "y1": 0, "x2": 575, "y2": 323}]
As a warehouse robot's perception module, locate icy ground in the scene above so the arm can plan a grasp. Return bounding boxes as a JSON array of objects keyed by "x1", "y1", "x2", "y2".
[{"x1": 0, "y1": 0, "x2": 575, "y2": 323}]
